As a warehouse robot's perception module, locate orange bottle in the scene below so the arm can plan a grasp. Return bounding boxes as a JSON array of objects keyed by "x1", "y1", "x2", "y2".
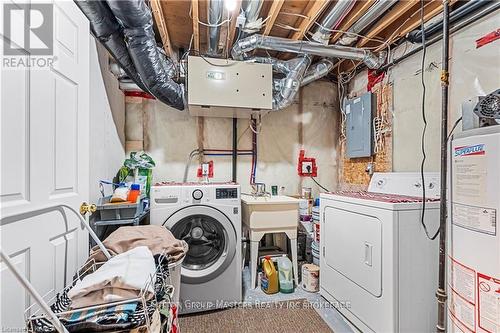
[{"x1": 127, "y1": 184, "x2": 141, "y2": 203}]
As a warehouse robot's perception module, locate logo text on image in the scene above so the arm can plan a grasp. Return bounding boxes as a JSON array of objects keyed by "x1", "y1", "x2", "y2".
[
  {"x1": 3, "y1": 3, "x2": 53, "y2": 56},
  {"x1": 454, "y1": 144, "x2": 485, "y2": 157}
]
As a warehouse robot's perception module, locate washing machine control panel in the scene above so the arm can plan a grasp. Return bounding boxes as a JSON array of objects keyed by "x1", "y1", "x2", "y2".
[{"x1": 216, "y1": 187, "x2": 238, "y2": 199}]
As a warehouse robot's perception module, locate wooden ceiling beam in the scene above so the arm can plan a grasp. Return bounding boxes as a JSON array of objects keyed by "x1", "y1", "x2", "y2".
[
  {"x1": 336, "y1": 0, "x2": 455, "y2": 74},
  {"x1": 262, "y1": 0, "x2": 285, "y2": 36},
  {"x1": 392, "y1": 0, "x2": 458, "y2": 41},
  {"x1": 192, "y1": 0, "x2": 200, "y2": 52},
  {"x1": 357, "y1": 0, "x2": 419, "y2": 47},
  {"x1": 151, "y1": 0, "x2": 177, "y2": 61},
  {"x1": 329, "y1": 0, "x2": 376, "y2": 44},
  {"x1": 290, "y1": 0, "x2": 331, "y2": 40}
]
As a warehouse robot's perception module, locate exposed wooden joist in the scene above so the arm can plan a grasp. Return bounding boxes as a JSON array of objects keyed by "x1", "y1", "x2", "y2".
[
  {"x1": 151, "y1": 0, "x2": 177, "y2": 61},
  {"x1": 357, "y1": 0, "x2": 419, "y2": 47},
  {"x1": 192, "y1": 0, "x2": 200, "y2": 52},
  {"x1": 226, "y1": 0, "x2": 243, "y2": 50},
  {"x1": 329, "y1": 0, "x2": 376, "y2": 44},
  {"x1": 262, "y1": 0, "x2": 285, "y2": 36},
  {"x1": 337, "y1": 0, "x2": 454, "y2": 74},
  {"x1": 393, "y1": 0, "x2": 456, "y2": 41},
  {"x1": 290, "y1": 0, "x2": 330, "y2": 40}
]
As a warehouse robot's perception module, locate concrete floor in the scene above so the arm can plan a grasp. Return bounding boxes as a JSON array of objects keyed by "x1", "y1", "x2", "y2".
[{"x1": 242, "y1": 266, "x2": 356, "y2": 333}]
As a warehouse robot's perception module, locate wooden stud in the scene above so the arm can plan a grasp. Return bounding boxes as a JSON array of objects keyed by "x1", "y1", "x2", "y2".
[
  {"x1": 192, "y1": 0, "x2": 200, "y2": 52},
  {"x1": 151, "y1": 0, "x2": 177, "y2": 61},
  {"x1": 290, "y1": 0, "x2": 330, "y2": 40},
  {"x1": 262, "y1": 0, "x2": 285, "y2": 36},
  {"x1": 329, "y1": 0, "x2": 376, "y2": 44}
]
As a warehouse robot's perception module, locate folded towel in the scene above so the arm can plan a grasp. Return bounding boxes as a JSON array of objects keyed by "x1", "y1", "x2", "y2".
[
  {"x1": 69, "y1": 246, "x2": 156, "y2": 309},
  {"x1": 88, "y1": 225, "x2": 188, "y2": 264}
]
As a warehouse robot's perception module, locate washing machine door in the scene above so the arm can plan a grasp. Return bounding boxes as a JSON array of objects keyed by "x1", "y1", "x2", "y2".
[{"x1": 164, "y1": 205, "x2": 236, "y2": 284}]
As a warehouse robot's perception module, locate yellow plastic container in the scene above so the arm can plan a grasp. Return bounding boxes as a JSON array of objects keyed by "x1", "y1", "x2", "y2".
[{"x1": 261, "y1": 256, "x2": 279, "y2": 294}]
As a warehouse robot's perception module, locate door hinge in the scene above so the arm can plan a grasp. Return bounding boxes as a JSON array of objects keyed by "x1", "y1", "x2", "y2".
[{"x1": 322, "y1": 246, "x2": 325, "y2": 257}]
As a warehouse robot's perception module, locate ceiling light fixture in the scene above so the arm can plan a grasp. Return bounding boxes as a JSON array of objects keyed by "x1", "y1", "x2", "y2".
[{"x1": 224, "y1": 0, "x2": 237, "y2": 12}]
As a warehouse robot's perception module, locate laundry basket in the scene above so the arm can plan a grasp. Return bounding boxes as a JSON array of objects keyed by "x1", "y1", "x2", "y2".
[{"x1": 167, "y1": 240, "x2": 188, "y2": 306}]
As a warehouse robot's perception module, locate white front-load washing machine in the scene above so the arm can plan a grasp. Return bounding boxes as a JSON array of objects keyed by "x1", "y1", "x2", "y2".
[{"x1": 150, "y1": 182, "x2": 242, "y2": 314}]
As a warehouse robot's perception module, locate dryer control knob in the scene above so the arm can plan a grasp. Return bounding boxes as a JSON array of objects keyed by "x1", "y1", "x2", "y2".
[{"x1": 192, "y1": 189, "x2": 203, "y2": 200}]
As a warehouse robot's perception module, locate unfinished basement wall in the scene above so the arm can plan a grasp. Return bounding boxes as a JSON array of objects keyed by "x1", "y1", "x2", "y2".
[
  {"x1": 89, "y1": 40, "x2": 126, "y2": 202},
  {"x1": 125, "y1": 80, "x2": 339, "y2": 197},
  {"x1": 343, "y1": 11, "x2": 499, "y2": 185}
]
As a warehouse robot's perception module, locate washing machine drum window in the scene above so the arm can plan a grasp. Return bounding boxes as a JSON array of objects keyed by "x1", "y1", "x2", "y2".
[
  {"x1": 171, "y1": 214, "x2": 226, "y2": 271},
  {"x1": 165, "y1": 205, "x2": 237, "y2": 284}
]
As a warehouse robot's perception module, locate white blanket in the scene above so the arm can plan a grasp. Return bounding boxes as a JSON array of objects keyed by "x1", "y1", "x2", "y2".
[{"x1": 68, "y1": 246, "x2": 156, "y2": 309}]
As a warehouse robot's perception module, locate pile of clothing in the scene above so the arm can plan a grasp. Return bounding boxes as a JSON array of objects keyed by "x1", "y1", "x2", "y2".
[{"x1": 30, "y1": 226, "x2": 188, "y2": 333}]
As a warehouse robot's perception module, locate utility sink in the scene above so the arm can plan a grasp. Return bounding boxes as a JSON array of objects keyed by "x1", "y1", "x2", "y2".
[{"x1": 241, "y1": 194, "x2": 300, "y2": 231}]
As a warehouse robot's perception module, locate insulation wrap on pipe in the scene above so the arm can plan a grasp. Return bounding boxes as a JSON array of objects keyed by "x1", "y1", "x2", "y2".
[
  {"x1": 74, "y1": 0, "x2": 149, "y2": 93},
  {"x1": 105, "y1": 0, "x2": 185, "y2": 110}
]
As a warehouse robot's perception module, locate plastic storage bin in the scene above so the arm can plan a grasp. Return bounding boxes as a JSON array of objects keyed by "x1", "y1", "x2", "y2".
[{"x1": 96, "y1": 195, "x2": 144, "y2": 221}]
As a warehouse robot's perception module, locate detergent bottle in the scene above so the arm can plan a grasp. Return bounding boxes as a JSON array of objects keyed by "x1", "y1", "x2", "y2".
[
  {"x1": 261, "y1": 256, "x2": 279, "y2": 294},
  {"x1": 278, "y1": 255, "x2": 294, "y2": 293}
]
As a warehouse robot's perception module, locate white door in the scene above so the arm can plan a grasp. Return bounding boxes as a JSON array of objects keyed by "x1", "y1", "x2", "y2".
[{"x1": 0, "y1": 1, "x2": 90, "y2": 329}]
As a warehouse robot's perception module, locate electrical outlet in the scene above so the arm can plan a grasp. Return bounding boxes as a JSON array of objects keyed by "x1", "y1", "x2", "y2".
[
  {"x1": 297, "y1": 149, "x2": 317, "y2": 177},
  {"x1": 302, "y1": 161, "x2": 313, "y2": 174}
]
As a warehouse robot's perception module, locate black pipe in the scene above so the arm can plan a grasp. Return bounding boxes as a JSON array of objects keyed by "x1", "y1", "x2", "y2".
[
  {"x1": 105, "y1": 0, "x2": 185, "y2": 110},
  {"x1": 436, "y1": 1, "x2": 450, "y2": 332},
  {"x1": 74, "y1": 0, "x2": 149, "y2": 92},
  {"x1": 232, "y1": 118, "x2": 238, "y2": 182},
  {"x1": 407, "y1": 0, "x2": 491, "y2": 43},
  {"x1": 377, "y1": 1, "x2": 500, "y2": 74}
]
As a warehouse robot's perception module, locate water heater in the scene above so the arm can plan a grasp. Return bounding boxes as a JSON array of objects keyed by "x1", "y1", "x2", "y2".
[{"x1": 447, "y1": 125, "x2": 500, "y2": 333}]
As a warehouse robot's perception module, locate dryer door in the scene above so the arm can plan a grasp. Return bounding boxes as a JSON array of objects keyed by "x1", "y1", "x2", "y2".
[{"x1": 164, "y1": 205, "x2": 236, "y2": 284}]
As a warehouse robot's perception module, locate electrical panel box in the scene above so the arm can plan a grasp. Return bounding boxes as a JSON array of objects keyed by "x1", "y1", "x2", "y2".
[
  {"x1": 187, "y1": 56, "x2": 273, "y2": 118},
  {"x1": 345, "y1": 92, "x2": 375, "y2": 158}
]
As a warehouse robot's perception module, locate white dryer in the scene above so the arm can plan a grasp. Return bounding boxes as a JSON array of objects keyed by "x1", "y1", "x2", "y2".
[
  {"x1": 320, "y1": 173, "x2": 441, "y2": 332},
  {"x1": 150, "y1": 182, "x2": 242, "y2": 314}
]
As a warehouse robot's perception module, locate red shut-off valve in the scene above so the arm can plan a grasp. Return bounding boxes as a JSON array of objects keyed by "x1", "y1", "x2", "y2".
[{"x1": 298, "y1": 149, "x2": 317, "y2": 177}]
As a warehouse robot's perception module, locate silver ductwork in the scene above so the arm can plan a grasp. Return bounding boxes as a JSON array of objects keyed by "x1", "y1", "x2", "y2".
[
  {"x1": 271, "y1": 55, "x2": 312, "y2": 110},
  {"x1": 207, "y1": 0, "x2": 224, "y2": 55},
  {"x1": 232, "y1": 34, "x2": 386, "y2": 69},
  {"x1": 301, "y1": 59, "x2": 334, "y2": 87},
  {"x1": 311, "y1": 0, "x2": 356, "y2": 44},
  {"x1": 338, "y1": 0, "x2": 398, "y2": 46},
  {"x1": 241, "y1": 0, "x2": 264, "y2": 36}
]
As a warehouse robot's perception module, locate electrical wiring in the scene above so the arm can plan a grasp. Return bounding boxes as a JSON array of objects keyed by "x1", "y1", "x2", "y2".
[
  {"x1": 310, "y1": 177, "x2": 330, "y2": 192},
  {"x1": 447, "y1": 117, "x2": 463, "y2": 142},
  {"x1": 418, "y1": 0, "x2": 440, "y2": 241}
]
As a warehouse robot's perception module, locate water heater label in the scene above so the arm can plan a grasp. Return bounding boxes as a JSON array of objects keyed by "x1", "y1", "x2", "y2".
[
  {"x1": 452, "y1": 143, "x2": 487, "y2": 207},
  {"x1": 477, "y1": 272, "x2": 500, "y2": 333},
  {"x1": 452, "y1": 203, "x2": 497, "y2": 235}
]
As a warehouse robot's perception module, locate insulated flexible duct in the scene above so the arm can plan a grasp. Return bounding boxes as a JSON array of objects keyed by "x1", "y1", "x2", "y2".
[
  {"x1": 300, "y1": 59, "x2": 335, "y2": 87},
  {"x1": 232, "y1": 34, "x2": 386, "y2": 69},
  {"x1": 105, "y1": 0, "x2": 185, "y2": 110},
  {"x1": 271, "y1": 55, "x2": 312, "y2": 110},
  {"x1": 74, "y1": 0, "x2": 148, "y2": 92}
]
